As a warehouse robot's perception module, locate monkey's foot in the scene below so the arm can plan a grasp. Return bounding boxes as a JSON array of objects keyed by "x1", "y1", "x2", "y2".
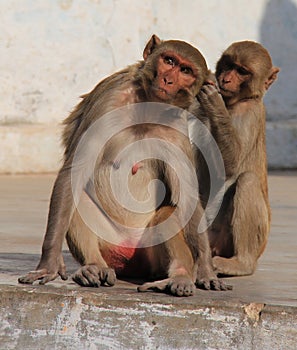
[
  {"x1": 212, "y1": 256, "x2": 255, "y2": 276},
  {"x1": 18, "y1": 268, "x2": 68, "y2": 285},
  {"x1": 196, "y1": 274, "x2": 232, "y2": 291},
  {"x1": 138, "y1": 276, "x2": 195, "y2": 297},
  {"x1": 72, "y1": 265, "x2": 116, "y2": 287}
]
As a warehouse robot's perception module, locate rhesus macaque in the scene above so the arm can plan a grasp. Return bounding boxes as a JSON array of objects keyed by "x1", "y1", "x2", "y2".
[
  {"x1": 196, "y1": 41, "x2": 279, "y2": 276},
  {"x1": 19, "y1": 35, "x2": 228, "y2": 296}
]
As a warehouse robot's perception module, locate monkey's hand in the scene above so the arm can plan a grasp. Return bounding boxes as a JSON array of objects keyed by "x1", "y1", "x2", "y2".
[
  {"x1": 72, "y1": 265, "x2": 116, "y2": 288},
  {"x1": 203, "y1": 70, "x2": 218, "y2": 88},
  {"x1": 197, "y1": 84, "x2": 229, "y2": 121},
  {"x1": 18, "y1": 254, "x2": 67, "y2": 285},
  {"x1": 138, "y1": 276, "x2": 195, "y2": 297},
  {"x1": 196, "y1": 268, "x2": 232, "y2": 291}
]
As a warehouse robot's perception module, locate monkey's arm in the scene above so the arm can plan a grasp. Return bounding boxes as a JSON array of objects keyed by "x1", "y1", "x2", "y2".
[
  {"x1": 19, "y1": 146, "x2": 96, "y2": 284},
  {"x1": 18, "y1": 166, "x2": 74, "y2": 284}
]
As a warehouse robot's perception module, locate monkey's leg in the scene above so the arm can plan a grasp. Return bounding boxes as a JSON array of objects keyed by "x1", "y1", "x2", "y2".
[
  {"x1": 67, "y1": 193, "x2": 116, "y2": 287},
  {"x1": 194, "y1": 230, "x2": 232, "y2": 291},
  {"x1": 188, "y1": 201, "x2": 232, "y2": 291},
  {"x1": 213, "y1": 172, "x2": 270, "y2": 276},
  {"x1": 138, "y1": 207, "x2": 196, "y2": 297}
]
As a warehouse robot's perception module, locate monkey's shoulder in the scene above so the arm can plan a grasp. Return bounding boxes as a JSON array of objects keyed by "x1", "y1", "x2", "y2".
[
  {"x1": 61, "y1": 63, "x2": 145, "y2": 156},
  {"x1": 230, "y1": 99, "x2": 265, "y2": 122}
]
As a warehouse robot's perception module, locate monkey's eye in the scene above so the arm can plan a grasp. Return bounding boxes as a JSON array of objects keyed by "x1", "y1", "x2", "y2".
[
  {"x1": 163, "y1": 56, "x2": 175, "y2": 66},
  {"x1": 237, "y1": 66, "x2": 250, "y2": 76},
  {"x1": 180, "y1": 66, "x2": 193, "y2": 75}
]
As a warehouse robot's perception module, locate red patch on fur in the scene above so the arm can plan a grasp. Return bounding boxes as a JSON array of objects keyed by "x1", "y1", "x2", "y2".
[
  {"x1": 131, "y1": 162, "x2": 142, "y2": 175},
  {"x1": 102, "y1": 241, "x2": 149, "y2": 278},
  {"x1": 113, "y1": 245, "x2": 136, "y2": 260}
]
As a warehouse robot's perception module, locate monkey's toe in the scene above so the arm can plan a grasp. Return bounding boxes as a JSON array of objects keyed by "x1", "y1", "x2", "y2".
[
  {"x1": 73, "y1": 265, "x2": 101, "y2": 287},
  {"x1": 18, "y1": 269, "x2": 53, "y2": 285},
  {"x1": 98, "y1": 267, "x2": 116, "y2": 286},
  {"x1": 72, "y1": 265, "x2": 116, "y2": 288},
  {"x1": 138, "y1": 277, "x2": 195, "y2": 297},
  {"x1": 196, "y1": 277, "x2": 232, "y2": 291},
  {"x1": 168, "y1": 277, "x2": 195, "y2": 297}
]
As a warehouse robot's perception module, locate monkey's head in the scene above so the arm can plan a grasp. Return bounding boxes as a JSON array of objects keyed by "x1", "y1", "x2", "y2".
[
  {"x1": 142, "y1": 34, "x2": 208, "y2": 109},
  {"x1": 215, "y1": 41, "x2": 279, "y2": 105}
]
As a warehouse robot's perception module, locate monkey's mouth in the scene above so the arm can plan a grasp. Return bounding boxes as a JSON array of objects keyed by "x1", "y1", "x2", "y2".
[
  {"x1": 219, "y1": 86, "x2": 233, "y2": 96},
  {"x1": 153, "y1": 86, "x2": 174, "y2": 100}
]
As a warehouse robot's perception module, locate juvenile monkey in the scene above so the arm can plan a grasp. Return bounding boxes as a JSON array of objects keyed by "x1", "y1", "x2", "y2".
[
  {"x1": 196, "y1": 41, "x2": 279, "y2": 276},
  {"x1": 19, "y1": 35, "x2": 228, "y2": 296}
]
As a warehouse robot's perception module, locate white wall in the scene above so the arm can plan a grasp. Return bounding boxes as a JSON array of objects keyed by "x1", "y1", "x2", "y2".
[{"x1": 0, "y1": 0, "x2": 296, "y2": 172}]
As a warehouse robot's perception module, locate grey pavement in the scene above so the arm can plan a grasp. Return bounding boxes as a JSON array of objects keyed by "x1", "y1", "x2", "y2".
[{"x1": 0, "y1": 172, "x2": 296, "y2": 349}]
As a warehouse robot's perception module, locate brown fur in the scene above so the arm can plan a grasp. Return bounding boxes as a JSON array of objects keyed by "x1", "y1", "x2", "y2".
[
  {"x1": 18, "y1": 35, "x2": 229, "y2": 296},
  {"x1": 195, "y1": 41, "x2": 279, "y2": 276}
]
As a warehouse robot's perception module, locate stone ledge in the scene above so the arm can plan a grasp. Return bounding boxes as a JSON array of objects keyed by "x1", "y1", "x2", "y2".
[
  {"x1": 0, "y1": 284, "x2": 296, "y2": 350},
  {"x1": 0, "y1": 172, "x2": 296, "y2": 349}
]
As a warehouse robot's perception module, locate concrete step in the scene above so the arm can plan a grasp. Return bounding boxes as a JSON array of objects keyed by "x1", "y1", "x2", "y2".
[
  {"x1": 0, "y1": 173, "x2": 296, "y2": 349},
  {"x1": 0, "y1": 283, "x2": 296, "y2": 350},
  {"x1": 0, "y1": 120, "x2": 297, "y2": 173}
]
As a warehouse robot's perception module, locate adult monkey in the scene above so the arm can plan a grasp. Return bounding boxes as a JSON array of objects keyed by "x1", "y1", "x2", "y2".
[
  {"x1": 19, "y1": 35, "x2": 228, "y2": 296},
  {"x1": 196, "y1": 41, "x2": 279, "y2": 276}
]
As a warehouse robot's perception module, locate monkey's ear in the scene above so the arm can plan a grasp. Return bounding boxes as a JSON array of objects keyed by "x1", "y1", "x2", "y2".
[
  {"x1": 265, "y1": 66, "x2": 280, "y2": 90},
  {"x1": 204, "y1": 70, "x2": 217, "y2": 86},
  {"x1": 143, "y1": 34, "x2": 162, "y2": 60}
]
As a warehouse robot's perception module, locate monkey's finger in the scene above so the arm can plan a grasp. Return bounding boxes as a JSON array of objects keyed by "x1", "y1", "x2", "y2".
[
  {"x1": 99, "y1": 268, "x2": 116, "y2": 286},
  {"x1": 204, "y1": 79, "x2": 216, "y2": 86},
  {"x1": 39, "y1": 273, "x2": 59, "y2": 285},
  {"x1": 210, "y1": 279, "x2": 230, "y2": 291},
  {"x1": 197, "y1": 90, "x2": 213, "y2": 104},
  {"x1": 220, "y1": 281, "x2": 233, "y2": 290},
  {"x1": 58, "y1": 268, "x2": 68, "y2": 281},
  {"x1": 72, "y1": 272, "x2": 97, "y2": 287},
  {"x1": 196, "y1": 92, "x2": 208, "y2": 105},
  {"x1": 196, "y1": 279, "x2": 211, "y2": 290},
  {"x1": 18, "y1": 269, "x2": 49, "y2": 284},
  {"x1": 169, "y1": 282, "x2": 195, "y2": 297},
  {"x1": 81, "y1": 268, "x2": 101, "y2": 287},
  {"x1": 182, "y1": 285, "x2": 194, "y2": 297},
  {"x1": 201, "y1": 84, "x2": 218, "y2": 95},
  {"x1": 210, "y1": 279, "x2": 221, "y2": 290},
  {"x1": 59, "y1": 272, "x2": 68, "y2": 281},
  {"x1": 173, "y1": 284, "x2": 185, "y2": 297},
  {"x1": 80, "y1": 265, "x2": 116, "y2": 287},
  {"x1": 105, "y1": 274, "x2": 116, "y2": 286},
  {"x1": 197, "y1": 89, "x2": 208, "y2": 98}
]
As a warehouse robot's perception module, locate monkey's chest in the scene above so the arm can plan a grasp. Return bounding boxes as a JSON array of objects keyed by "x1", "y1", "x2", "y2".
[{"x1": 95, "y1": 159, "x2": 162, "y2": 226}]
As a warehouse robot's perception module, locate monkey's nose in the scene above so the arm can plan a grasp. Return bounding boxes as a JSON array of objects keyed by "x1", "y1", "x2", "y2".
[{"x1": 164, "y1": 77, "x2": 173, "y2": 85}]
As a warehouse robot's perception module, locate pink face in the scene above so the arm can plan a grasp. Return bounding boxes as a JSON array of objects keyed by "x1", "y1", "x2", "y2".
[
  {"x1": 217, "y1": 63, "x2": 251, "y2": 97},
  {"x1": 153, "y1": 51, "x2": 197, "y2": 101}
]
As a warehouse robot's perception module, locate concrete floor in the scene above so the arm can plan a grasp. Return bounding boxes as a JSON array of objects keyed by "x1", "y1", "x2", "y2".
[{"x1": 0, "y1": 172, "x2": 296, "y2": 349}]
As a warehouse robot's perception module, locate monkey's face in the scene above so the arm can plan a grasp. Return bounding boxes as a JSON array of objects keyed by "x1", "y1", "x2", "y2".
[
  {"x1": 152, "y1": 51, "x2": 198, "y2": 102},
  {"x1": 216, "y1": 56, "x2": 252, "y2": 98}
]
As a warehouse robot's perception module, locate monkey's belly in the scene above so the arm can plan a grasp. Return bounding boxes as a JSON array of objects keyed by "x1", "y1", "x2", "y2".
[{"x1": 102, "y1": 243, "x2": 150, "y2": 278}]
